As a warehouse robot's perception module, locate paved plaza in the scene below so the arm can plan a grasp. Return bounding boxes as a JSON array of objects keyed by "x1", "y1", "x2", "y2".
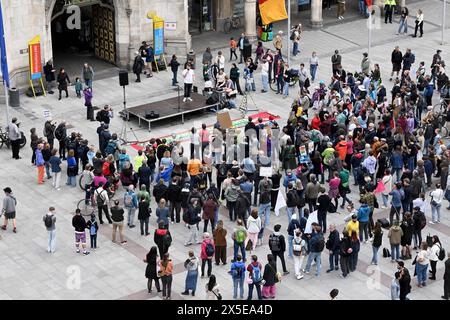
[{"x1": 1, "y1": 0, "x2": 450, "y2": 300}]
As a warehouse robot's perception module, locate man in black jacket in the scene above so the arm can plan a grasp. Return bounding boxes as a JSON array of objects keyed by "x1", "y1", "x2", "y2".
[
  {"x1": 44, "y1": 120, "x2": 56, "y2": 149},
  {"x1": 235, "y1": 189, "x2": 250, "y2": 226},
  {"x1": 72, "y1": 209, "x2": 90, "y2": 255},
  {"x1": 133, "y1": 51, "x2": 144, "y2": 82},
  {"x1": 111, "y1": 200, "x2": 127, "y2": 243},
  {"x1": 167, "y1": 177, "x2": 182, "y2": 223},
  {"x1": 326, "y1": 224, "x2": 340, "y2": 273},
  {"x1": 55, "y1": 121, "x2": 67, "y2": 160},
  {"x1": 397, "y1": 261, "x2": 411, "y2": 300},
  {"x1": 269, "y1": 224, "x2": 289, "y2": 275},
  {"x1": 443, "y1": 252, "x2": 450, "y2": 300}
]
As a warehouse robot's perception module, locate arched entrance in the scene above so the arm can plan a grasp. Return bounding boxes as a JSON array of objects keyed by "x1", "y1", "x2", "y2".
[{"x1": 49, "y1": 0, "x2": 119, "y2": 76}]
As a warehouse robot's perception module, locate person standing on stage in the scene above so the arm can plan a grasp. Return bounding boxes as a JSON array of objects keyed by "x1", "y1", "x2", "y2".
[{"x1": 182, "y1": 63, "x2": 195, "y2": 103}]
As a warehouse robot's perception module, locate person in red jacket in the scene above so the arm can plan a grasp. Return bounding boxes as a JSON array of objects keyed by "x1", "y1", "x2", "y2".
[
  {"x1": 200, "y1": 232, "x2": 215, "y2": 278},
  {"x1": 335, "y1": 135, "x2": 348, "y2": 161},
  {"x1": 311, "y1": 113, "x2": 321, "y2": 130},
  {"x1": 154, "y1": 221, "x2": 172, "y2": 258}
]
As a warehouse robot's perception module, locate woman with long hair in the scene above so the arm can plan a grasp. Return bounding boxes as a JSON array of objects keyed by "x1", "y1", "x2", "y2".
[
  {"x1": 181, "y1": 250, "x2": 199, "y2": 296},
  {"x1": 349, "y1": 230, "x2": 360, "y2": 272},
  {"x1": 205, "y1": 274, "x2": 221, "y2": 300},
  {"x1": 159, "y1": 253, "x2": 173, "y2": 299},
  {"x1": 429, "y1": 235, "x2": 442, "y2": 280},
  {"x1": 371, "y1": 222, "x2": 383, "y2": 265},
  {"x1": 144, "y1": 246, "x2": 161, "y2": 294}
]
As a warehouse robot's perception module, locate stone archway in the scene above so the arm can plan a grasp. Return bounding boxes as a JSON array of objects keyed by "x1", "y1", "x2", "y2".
[{"x1": 44, "y1": 0, "x2": 131, "y2": 68}]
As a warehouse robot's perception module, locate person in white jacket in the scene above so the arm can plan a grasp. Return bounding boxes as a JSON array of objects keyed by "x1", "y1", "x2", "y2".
[
  {"x1": 292, "y1": 229, "x2": 305, "y2": 280},
  {"x1": 428, "y1": 235, "x2": 442, "y2": 280},
  {"x1": 245, "y1": 209, "x2": 262, "y2": 251},
  {"x1": 381, "y1": 169, "x2": 393, "y2": 208},
  {"x1": 429, "y1": 183, "x2": 444, "y2": 224},
  {"x1": 261, "y1": 60, "x2": 269, "y2": 93}
]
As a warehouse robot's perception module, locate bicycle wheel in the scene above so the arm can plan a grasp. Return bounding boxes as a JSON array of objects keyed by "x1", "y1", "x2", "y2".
[
  {"x1": 77, "y1": 199, "x2": 96, "y2": 217},
  {"x1": 289, "y1": 77, "x2": 299, "y2": 87},
  {"x1": 223, "y1": 19, "x2": 232, "y2": 34},
  {"x1": 269, "y1": 79, "x2": 278, "y2": 92},
  {"x1": 79, "y1": 175, "x2": 87, "y2": 191},
  {"x1": 19, "y1": 132, "x2": 27, "y2": 149},
  {"x1": 433, "y1": 102, "x2": 444, "y2": 114},
  {"x1": 440, "y1": 126, "x2": 449, "y2": 138}
]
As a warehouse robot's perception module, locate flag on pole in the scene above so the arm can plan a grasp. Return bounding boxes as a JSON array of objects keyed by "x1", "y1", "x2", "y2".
[
  {"x1": 274, "y1": 190, "x2": 286, "y2": 216},
  {"x1": 0, "y1": 2, "x2": 10, "y2": 88},
  {"x1": 258, "y1": 0, "x2": 288, "y2": 25}
]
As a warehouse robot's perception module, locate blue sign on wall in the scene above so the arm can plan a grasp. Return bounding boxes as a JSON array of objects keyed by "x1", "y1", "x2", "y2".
[{"x1": 153, "y1": 24, "x2": 164, "y2": 55}]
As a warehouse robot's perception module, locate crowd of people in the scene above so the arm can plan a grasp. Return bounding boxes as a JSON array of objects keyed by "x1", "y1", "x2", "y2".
[{"x1": 3, "y1": 20, "x2": 450, "y2": 301}]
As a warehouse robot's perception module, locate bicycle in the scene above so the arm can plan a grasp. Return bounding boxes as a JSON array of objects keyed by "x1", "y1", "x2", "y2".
[
  {"x1": 223, "y1": 15, "x2": 241, "y2": 34},
  {"x1": 433, "y1": 98, "x2": 449, "y2": 114},
  {"x1": 77, "y1": 197, "x2": 97, "y2": 217},
  {"x1": 0, "y1": 126, "x2": 27, "y2": 149},
  {"x1": 269, "y1": 74, "x2": 300, "y2": 92}
]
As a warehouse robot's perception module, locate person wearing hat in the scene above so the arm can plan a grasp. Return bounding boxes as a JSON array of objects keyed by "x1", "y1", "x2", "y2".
[{"x1": 2, "y1": 187, "x2": 17, "y2": 233}]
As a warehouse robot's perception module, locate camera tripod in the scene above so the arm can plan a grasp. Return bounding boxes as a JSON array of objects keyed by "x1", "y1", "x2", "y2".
[
  {"x1": 119, "y1": 85, "x2": 139, "y2": 145},
  {"x1": 238, "y1": 90, "x2": 258, "y2": 117}
]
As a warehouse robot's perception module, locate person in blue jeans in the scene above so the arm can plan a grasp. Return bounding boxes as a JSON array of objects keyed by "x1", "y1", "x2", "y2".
[
  {"x1": 168, "y1": 54, "x2": 180, "y2": 86},
  {"x1": 371, "y1": 222, "x2": 383, "y2": 265},
  {"x1": 287, "y1": 214, "x2": 301, "y2": 258},
  {"x1": 415, "y1": 242, "x2": 429, "y2": 287},
  {"x1": 326, "y1": 224, "x2": 340, "y2": 272},
  {"x1": 303, "y1": 224, "x2": 324, "y2": 276},
  {"x1": 258, "y1": 185, "x2": 271, "y2": 244},
  {"x1": 230, "y1": 255, "x2": 246, "y2": 299},
  {"x1": 246, "y1": 255, "x2": 263, "y2": 300},
  {"x1": 388, "y1": 220, "x2": 403, "y2": 262},
  {"x1": 232, "y1": 220, "x2": 247, "y2": 262},
  {"x1": 357, "y1": 200, "x2": 370, "y2": 242}
]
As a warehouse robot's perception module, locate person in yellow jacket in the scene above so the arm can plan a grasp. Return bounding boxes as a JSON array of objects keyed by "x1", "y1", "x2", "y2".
[
  {"x1": 346, "y1": 214, "x2": 360, "y2": 238},
  {"x1": 384, "y1": 0, "x2": 396, "y2": 24}
]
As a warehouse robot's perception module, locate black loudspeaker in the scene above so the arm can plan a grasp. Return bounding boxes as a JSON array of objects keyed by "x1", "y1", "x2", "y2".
[
  {"x1": 119, "y1": 69, "x2": 129, "y2": 86},
  {"x1": 145, "y1": 110, "x2": 160, "y2": 119}
]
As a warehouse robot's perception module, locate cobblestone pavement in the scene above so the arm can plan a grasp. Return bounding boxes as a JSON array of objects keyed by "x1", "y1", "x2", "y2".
[{"x1": 0, "y1": 0, "x2": 449, "y2": 300}]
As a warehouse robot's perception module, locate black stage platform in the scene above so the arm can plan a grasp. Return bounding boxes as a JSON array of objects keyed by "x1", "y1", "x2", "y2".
[{"x1": 126, "y1": 92, "x2": 219, "y2": 131}]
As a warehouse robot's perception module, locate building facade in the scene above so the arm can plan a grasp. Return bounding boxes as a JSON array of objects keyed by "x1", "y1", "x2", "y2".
[{"x1": 1, "y1": 0, "x2": 398, "y2": 88}]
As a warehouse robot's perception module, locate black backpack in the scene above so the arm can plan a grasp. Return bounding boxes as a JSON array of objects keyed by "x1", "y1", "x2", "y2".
[
  {"x1": 163, "y1": 233, "x2": 172, "y2": 247},
  {"x1": 383, "y1": 247, "x2": 391, "y2": 258},
  {"x1": 290, "y1": 31, "x2": 296, "y2": 41},
  {"x1": 44, "y1": 215, "x2": 53, "y2": 228},
  {"x1": 438, "y1": 244, "x2": 446, "y2": 261},
  {"x1": 54, "y1": 126, "x2": 64, "y2": 140}
]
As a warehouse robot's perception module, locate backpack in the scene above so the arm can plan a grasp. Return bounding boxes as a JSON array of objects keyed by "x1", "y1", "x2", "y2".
[
  {"x1": 233, "y1": 264, "x2": 244, "y2": 278},
  {"x1": 66, "y1": 139, "x2": 76, "y2": 151},
  {"x1": 289, "y1": 31, "x2": 296, "y2": 41},
  {"x1": 314, "y1": 234, "x2": 325, "y2": 252},
  {"x1": 96, "y1": 110, "x2": 102, "y2": 122},
  {"x1": 163, "y1": 233, "x2": 172, "y2": 247},
  {"x1": 105, "y1": 140, "x2": 117, "y2": 155},
  {"x1": 90, "y1": 222, "x2": 97, "y2": 235},
  {"x1": 438, "y1": 244, "x2": 446, "y2": 261},
  {"x1": 293, "y1": 238, "x2": 303, "y2": 256},
  {"x1": 383, "y1": 247, "x2": 391, "y2": 258},
  {"x1": 96, "y1": 190, "x2": 106, "y2": 206},
  {"x1": 269, "y1": 234, "x2": 281, "y2": 251},
  {"x1": 419, "y1": 212, "x2": 426, "y2": 230},
  {"x1": 205, "y1": 241, "x2": 215, "y2": 257},
  {"x1": 54, "y1": 126, "x2": 63, "y2": 140},
  {"x1": 44, "y1": 215, "x2": 53, "y2": 228},
  {"x1": 235, "y1": 229, "x2": 246, "y2": 244},
  {"x1": 250, "y1": 263, "x2": 262, "y2": 283},
  {"x1": 124, "y1": 193, "x2": 133, "y2": 207}
]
